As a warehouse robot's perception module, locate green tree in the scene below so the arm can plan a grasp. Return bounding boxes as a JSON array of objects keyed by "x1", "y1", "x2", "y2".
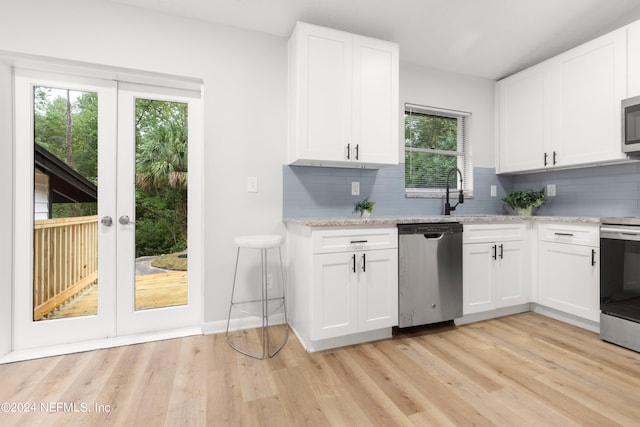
[
  {"x1": 34, "y1": 87, "x2": 98, "y2": 218},
  {"x1": 134, "y1": 99, "x2": 188, "y2": 257},
  {"x1": 405, "y1": 113, "x2": 458, "y2": 189}
]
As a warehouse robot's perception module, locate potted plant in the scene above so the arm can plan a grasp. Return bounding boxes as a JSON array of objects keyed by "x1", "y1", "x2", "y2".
[
  {"x1": 502, "y1": 188, "x2": 545, "y2": 216},
  {"x1": 353, "y1": 197, "x2": 376, "y2": 218}
]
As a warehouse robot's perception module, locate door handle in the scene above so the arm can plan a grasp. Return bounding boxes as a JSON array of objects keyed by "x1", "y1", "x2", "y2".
[
  {"x1": 346, "y1": 143, "x2": 351, "y2": 160},
  {"x1": 101, "y1": 216, "x2": 113, "y2": 227},
  {"x1": 591, "y1": 249, "x2": 596, "y2": 266},
  {"x1": 499, "y1": 243, "x2": 504, "y2": 259},
  {"x1": 355, "y1": 144, "x2": 359, "y2": 160},
  {"x1": 119, "y1": 215, "x2": 135, "y2": 225},
  {"x1": 544, "y1": 152, "x2": 548, "y2": 166},
  {"x1": 362, "y1": 253, "x2": 366, "y2": 272},
  {"x1": 492, "y1": 244, "x2": 497, "y2": 260},
  {"x1": 352, "y1": 254, "x2": 356, "y2": 273}
]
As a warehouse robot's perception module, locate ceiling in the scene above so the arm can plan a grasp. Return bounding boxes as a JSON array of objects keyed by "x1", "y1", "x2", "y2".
[{"x1": 109, "y1": 0, "x2": 640, "y2": 80}]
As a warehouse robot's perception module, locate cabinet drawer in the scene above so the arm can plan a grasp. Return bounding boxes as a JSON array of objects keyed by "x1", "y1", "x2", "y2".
[
  {"x1": 463, "y1": 223, "x2": 526, "y2": 244},
  {"x1": 312, "y1": 227, "x2": 398, "y2": 254},
  {"x1": 537, "y1": 223, "x2": 599, "y2": 246}
]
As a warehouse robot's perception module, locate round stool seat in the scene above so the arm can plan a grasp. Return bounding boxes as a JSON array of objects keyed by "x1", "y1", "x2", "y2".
[{"x1": 234, "y1": 234, "x2": 282, "y2": 249}]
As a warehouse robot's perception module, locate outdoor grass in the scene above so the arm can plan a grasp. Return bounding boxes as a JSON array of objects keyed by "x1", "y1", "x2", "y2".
[{"x1": 151, "y1": 251, "x2": 187, "y2": 271}]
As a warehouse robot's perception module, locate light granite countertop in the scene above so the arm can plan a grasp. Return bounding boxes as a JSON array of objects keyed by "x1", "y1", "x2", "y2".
[{"x1": 283, "y1": 215, "x2": 602, "y2": 227}]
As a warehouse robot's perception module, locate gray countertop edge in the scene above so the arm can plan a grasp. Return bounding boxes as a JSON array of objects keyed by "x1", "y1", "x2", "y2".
[{"x1": 283, "y1": 215, "x2": 602, "y2": 227}]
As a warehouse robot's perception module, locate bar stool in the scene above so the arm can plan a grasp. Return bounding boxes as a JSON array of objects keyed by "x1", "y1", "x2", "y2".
[{"x1": 225, "y1": 234, "x2": 288, "y2": 359}]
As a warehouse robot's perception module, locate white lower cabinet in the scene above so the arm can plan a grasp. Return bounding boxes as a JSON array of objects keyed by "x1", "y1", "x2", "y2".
[
  {"x1": 311, "y1": 248, "x2": 398, "y2": 340},
  {"x1": 463, "y1": 224, "x2": 529, "y2": 315},
  {"x1": 287, "y1": 225, "x2": 398, "y2": 350},
  {"x1": 537, "y1": 223, "x2": 600, "y2": 322}
]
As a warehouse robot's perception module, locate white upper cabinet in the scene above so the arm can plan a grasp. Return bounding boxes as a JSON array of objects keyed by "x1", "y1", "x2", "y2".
[
  {"x1": 496, "y1": 27, "x2": 627, "y2": 173},
  {"x1": 496, "y1": 63, "x2": 549, "y2": 173},
  {"x1": 288, "y1": 22, "x2": 399, "y2": 168},
  {"x1": 628, "y1": 20, "x2": 640, "y2": 97},
  {"x1": 549, "y1": 29, "x2": 627, "y2": 167}
]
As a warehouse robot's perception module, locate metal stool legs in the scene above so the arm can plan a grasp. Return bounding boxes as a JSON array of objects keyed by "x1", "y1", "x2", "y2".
[{"x1": 225, "y1": 245, "x2": 288, "y2": 359}]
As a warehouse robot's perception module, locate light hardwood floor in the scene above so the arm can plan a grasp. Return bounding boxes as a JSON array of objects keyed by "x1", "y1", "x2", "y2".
[{"x1": 1, "y1": 312, "x2": 640, "y2": 426}]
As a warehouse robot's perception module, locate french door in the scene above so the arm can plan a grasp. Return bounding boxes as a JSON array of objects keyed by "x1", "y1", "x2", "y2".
[{"x1": 14, "y1": 70, "x2": 202, "y2": 350}]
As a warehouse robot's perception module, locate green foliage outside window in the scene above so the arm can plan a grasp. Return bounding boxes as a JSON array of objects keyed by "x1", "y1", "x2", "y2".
[
  {"x1": 405, "y1": 112, "x2": 460, "y2": 190},
  {"x1": 135, "y1": 99, "x2": 188, "y2": 257}
]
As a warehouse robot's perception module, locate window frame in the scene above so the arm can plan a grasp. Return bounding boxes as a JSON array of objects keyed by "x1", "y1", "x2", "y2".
[{"x1": 404, "y1": 103, "x2": 473, "y2": 198}]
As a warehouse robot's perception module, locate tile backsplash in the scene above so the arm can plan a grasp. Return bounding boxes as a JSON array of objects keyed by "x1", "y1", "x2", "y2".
[
  {"x1": 283, "y1": 161, "x2": 640, "y2": 218},
  {"x1": 283, "y1": 164, "x2": 511, "y2": 218},
  {"x1": 510, "y1": 162, "x2": 640, "y2": 217}
]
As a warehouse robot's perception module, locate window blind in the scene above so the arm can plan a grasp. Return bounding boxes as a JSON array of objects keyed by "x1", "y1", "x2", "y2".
[{"x1": 405, "y1": 104, "x2": 472, "y2": 195}]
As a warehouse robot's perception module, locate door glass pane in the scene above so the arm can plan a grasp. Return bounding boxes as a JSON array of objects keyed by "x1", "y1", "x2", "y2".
[
  {"x1": 134, "y1": 98, "x2": 188, "y2": 310},
  {"x1": 33, "y1": 86, "x2": 98, "y2": 321}
]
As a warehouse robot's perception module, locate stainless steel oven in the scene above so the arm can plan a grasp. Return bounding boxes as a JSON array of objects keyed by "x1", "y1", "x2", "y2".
[{"x1": 600, "y1": 218, "x2": 640, "y2": 352}]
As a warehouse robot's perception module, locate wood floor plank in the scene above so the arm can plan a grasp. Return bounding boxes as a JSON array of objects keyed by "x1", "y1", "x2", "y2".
[{"x1": 2, "y1": 312, "x2": 640, "y2": 426}]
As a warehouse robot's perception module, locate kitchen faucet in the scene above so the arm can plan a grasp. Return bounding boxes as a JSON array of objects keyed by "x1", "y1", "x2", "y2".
[{"x1": 444, "y1": 167, "x2": 464, "y2": 215}]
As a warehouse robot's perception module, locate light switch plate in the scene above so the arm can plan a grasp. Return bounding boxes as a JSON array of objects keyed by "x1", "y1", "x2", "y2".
[
  {"x1": 490, "y1": 185, "x2": 497, "y2": 197},
  {"x1": 351, "y1": 181, "x2": 360, "y2": 196},
  {"x1": 247, "y1": 176, "x2": 258, "y2": 193}
]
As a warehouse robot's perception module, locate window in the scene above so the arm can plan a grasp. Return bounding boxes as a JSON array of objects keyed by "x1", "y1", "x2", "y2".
[{"x1": 404, "y1": 104, "x2": 472, "y2": 197}]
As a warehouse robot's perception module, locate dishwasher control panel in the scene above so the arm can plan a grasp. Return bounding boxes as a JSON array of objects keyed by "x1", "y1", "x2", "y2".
[{"x1": 398, "y1": 222, "x2": 462, "y2": 235}]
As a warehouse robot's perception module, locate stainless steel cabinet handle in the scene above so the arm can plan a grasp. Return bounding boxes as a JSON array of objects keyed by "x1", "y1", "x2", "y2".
[
  {"x1": 554, "y1": 232, "x2": 574, "y2": 237},
  {"x1": 492, "y1": 244, "x2": 497, "y2": 260},
  {"x1": 352, "y1": 254, "x2": 356, "y2": 273},
  {"x1": 346, "y1": 143, "x2": 351, "y2": 160},
  {"x1": 355, "y1": 144, "x2": 359, "y2": 160},
  {"x1": 499, "y1": 243, "x2": 504, "y2": 259},
  {"x1": 544, "y1": 152, "x2": 548, "y2": 166},
  {"x1": 119, "y1": 215, "x2": 135, "y2": 225},
  {"x1": 362, "y1": 253, "x2": 366, "y2": 272},
  {"x1": 101, "y1": 216, "x2": 113, "y2": 227},
  {"x1": 553, "y1": 151, "x2": 557, "y2": 165},
  {"x1": 592, "y1": 249, "x2": 596, "y2": 266}
]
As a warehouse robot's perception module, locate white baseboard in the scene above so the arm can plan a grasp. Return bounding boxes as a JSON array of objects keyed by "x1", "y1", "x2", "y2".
[
  {"x1": 202, "y1": 313, "x2": 286, "y2": 336},
  {"x1": 0, "y1": 326, "x2": 202, "y2": 364},
  {"x1": 455, "y1": 304, "x2": 531, "y2": 326},
  {"x1": 290, "y1": 324, "x2": 392, "y2": 352},
  {"x1": 532, "y1": 304, "x2": 600, "y2": 333}
]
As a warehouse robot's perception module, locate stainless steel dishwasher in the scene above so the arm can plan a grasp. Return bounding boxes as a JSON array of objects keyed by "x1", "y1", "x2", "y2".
[{"x1": 397, "y1": 222, "x2": 463, "y2": 329}]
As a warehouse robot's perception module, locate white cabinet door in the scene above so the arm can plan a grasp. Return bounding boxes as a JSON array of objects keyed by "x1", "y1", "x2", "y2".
[
  {"x1": 288, "y1": 22, "x2": 399, "y2": 168},
  {"x1": 463, "y1": 243, "x2": 495, "y2": 315},
  {"x1": 463, "y1": 240, "x2": 528, "y2": 315},
  {"x1": 358, "y1": 248, "x2": 398, "y2": 332},
  {"x1": 495, "y1": 27, "x2": 627, "y2": 174},
  {"x1": 311, "y1": 252, "x2": 358, "y2": 340},
  {"x1": 538, "y1": 242, "x2": 599, "y2": 322},
  {"x1": 495, "y1": 241, "x2": 528, "y2": 308},
  {"x1": 628, "y1": 20, "x2": 640, "y2": 97},
  {"x1": 549, "y1": 29, "x2": 627, "y2": 167},
  {"x1": 496, "y1": 64, "x2": 548, "y2": 173},
  {"x1": 352, "y1": 36, "x2": 399, "y2": 165},
  {"x1": 292, "y1": 25, "x2": 352, "y2": 164},
  {"x1": 311, "y1": 247, "x2": 398, "y2": 340}
]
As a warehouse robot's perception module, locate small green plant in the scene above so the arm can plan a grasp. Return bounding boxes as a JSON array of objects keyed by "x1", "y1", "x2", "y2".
[
  {"x1": 353, "y1": 197, "x2": 376, "y2": 217},
  {"x1": 502, "y1": 188, "x2": 546, "y2": 212}
]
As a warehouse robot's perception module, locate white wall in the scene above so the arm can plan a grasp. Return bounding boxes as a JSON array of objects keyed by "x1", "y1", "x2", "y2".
[
  {"x1": 399, "y1": 62, "x2": 496, "y2": 168},
  {"x1": 0, "y1": 61, "x2": 13, "y2": 357},
  {"x1": 0, "y1": 0, "x2": 287, "y2": 328}
]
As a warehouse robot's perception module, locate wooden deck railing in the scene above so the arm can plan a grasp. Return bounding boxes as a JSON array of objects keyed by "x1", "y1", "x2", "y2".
[{"x1": 33, "y1": 215, "x2": 98, "y2": 320}]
